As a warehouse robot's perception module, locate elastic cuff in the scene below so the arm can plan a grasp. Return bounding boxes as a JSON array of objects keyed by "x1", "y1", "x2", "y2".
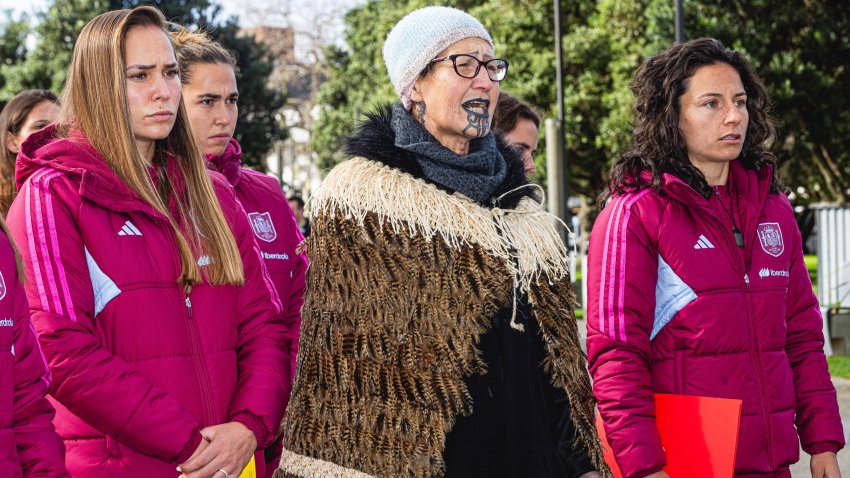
[
  {"x1": 231, "y1": 411, "x2": 268, "y2": 447},
  {"x1": 175, "y1": 428, "x2": 204, "y2": 464},
  {"x1": 805, "y1": 441, "x2": 843, "y2": 455}
]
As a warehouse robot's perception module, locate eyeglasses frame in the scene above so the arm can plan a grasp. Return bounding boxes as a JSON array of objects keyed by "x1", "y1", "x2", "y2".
[{"x1": 430, "y1": 54, "x2": 509, "y2": 82}]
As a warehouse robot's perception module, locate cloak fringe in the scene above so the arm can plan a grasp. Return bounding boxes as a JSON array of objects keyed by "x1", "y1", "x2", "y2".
[{"x1": 282, "y1": 157, "x2": 610, "y2": 478}]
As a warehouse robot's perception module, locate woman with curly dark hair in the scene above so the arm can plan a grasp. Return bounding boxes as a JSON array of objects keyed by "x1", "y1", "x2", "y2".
[{"x1": 587, "y1": 38, "x2": 843, "y2": 478}]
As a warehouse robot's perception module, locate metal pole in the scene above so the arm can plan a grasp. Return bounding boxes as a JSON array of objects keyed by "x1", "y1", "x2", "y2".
[
  {"x1": 553, "y1": 0, "x2": 570, "y2": 243},
  {"x1": 546, "y1": 118, "x2": 566, "y2": 243},
  {"x1": 554, "y1": 0, "x2": 564, "y2": 133},
  {"x1": 674, "y1": 0, "x2": 685, "y2": 43}
]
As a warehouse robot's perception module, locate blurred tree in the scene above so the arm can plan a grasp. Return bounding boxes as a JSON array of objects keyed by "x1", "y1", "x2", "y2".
[
  {"x1": 0, "y1": 0, "x2": 284, "y2": 170},
  {"x1": 685, "y1": 1, "x2": 850, "y2": 247},
  {"x1": 310, "y1": 0, "x2": 599, "y2": 179},
  {"x1": 314, "y1": 0, "x2": 850, "y2": 248},
  {"x1": 0, "y1": 10, "x2": 32, "y2": 102}
]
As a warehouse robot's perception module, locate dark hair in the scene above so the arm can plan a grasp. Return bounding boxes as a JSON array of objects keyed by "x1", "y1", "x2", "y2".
[
  {"x1": 492, "y1": 92, "x2": 540, "y2": 133},
  {"x1": 289, "y1": 195, "x2": 305, "y2": 209},
  {"x1": 603, "y1": 38, "x2": 780, "y2": 203},
  {"x1": 0, "y1": 89, "x2": 59, "y2": 215}
]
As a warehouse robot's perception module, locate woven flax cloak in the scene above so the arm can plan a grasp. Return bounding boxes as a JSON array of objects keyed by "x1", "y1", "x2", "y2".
[{"x1": 277, "y1": 157, "x2": 609, "y2": 478}]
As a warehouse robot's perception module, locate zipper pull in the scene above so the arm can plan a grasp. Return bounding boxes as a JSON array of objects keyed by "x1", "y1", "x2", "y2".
[
  {"x1": 733, "y1": 226, "x2": 745, "y2": 248},
  {"x1": 184, "y1": 283, "x2": 193, "y2": 319},
  {"x1": 744, "y1": 273, "x2": 750, "y2": 288}
]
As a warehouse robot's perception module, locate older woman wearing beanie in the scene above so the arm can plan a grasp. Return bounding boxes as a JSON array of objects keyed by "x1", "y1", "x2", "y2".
[{"x1": 278, "y1": 6, "x2": 608, "y2": 478}]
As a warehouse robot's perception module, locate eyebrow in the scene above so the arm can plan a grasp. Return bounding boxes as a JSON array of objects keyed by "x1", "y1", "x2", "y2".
[
  {"x1": 455, "y1": 50, "x2": 495, "y2": 59},
  {"x1": 696, "y1": 91, "x2": 747, "y2": 99},
  {"x1": 125, "y1": 62, "x2": 178, "y2": 71},
  {"x1": 198, "y1": 92, "x2": 239, "y2": 99}
]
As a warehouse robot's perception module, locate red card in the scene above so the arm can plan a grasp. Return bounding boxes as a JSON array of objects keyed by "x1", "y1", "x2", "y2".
[{"x1": 596, "y1": 393, "x2": 743, "y2": 478}]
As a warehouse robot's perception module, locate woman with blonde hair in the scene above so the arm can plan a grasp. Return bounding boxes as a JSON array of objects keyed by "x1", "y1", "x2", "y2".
[
  {"x1": 7, "y1": 6, "x2": 290, "y2": 477},
  {"x1": 171, "y1": 27, "x2": 307, "y2": 476}
]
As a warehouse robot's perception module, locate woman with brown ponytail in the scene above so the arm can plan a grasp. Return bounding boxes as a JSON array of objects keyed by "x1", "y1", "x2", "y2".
[
  {"x1": 170, "y1": 27, "x2": 307, "y2": 477},
  {"x1": 6, "y1": 6, "x2": 289, "y2": 477}
]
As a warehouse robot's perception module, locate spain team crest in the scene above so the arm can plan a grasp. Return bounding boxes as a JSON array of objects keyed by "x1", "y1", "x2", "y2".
[
  {"x1": 248, "y1": 212, "x2": 277, "y2": 242},
  {"x1": 757, "y1": 222, "x2": 784, "y2": 257}
]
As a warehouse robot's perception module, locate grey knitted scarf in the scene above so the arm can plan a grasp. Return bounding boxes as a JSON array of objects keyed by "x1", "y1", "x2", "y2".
[{"x1": 390, "y1": 102, "x2": 507, "y2": 204}]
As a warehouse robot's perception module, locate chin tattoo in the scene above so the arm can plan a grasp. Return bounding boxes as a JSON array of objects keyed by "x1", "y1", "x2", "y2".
[{"x1": 462, "y1": 103, "x2": 491, "y2": 138}]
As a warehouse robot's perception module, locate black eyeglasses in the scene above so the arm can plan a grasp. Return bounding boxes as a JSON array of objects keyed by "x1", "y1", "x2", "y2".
[{"x1": 430, "y1": 54, "x2": 509, "y2": 82}]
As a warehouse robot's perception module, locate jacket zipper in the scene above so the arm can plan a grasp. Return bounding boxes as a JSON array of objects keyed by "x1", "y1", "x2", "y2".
[
  {"x1": 183, "y1": 285, "x2": 216, "y2": 425},
  {"x1": 700, "y1": 198, "x2": 775, "y2": 469}
]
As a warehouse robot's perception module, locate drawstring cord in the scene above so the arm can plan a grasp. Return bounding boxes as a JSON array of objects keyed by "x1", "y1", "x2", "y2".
[{"x1": 492, "y1": 184, "x2": 577, "y2": 332}]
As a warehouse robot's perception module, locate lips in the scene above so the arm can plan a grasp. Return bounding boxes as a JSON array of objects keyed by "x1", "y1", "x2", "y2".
[
  {"x1": 147, "y1": 111, "x2": 174, "y2": 120},
  {"x1": 462, "y1": 98, "x2": 490, "y2": 113},
  {"x1": 720, "y1": 133, "x2": 741, "y2": 141}
]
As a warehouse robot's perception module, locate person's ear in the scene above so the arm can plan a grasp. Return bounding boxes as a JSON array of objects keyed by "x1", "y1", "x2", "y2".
[
  {"x1": 5, "y1": 133, "x2": 20, "y2": 154},
  {"x1": 410, "y1": 79, "x2": 425, "y2": 103}
]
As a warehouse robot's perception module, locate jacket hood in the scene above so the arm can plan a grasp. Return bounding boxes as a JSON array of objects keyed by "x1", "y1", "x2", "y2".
[
  {"x1": 207, "y1": 138, "x2": 242, "y2": 187},
  {"x1": 16, "y1": 124, "x2": 178, "y2": 216},
  {"x1": 344, "y1": 105, "x2": 534, "y2": 209}
]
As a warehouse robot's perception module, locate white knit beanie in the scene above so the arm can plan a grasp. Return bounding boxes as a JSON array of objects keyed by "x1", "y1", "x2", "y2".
[{"x1": 383, "y1": 6, "x2": 493, "y2": 110}]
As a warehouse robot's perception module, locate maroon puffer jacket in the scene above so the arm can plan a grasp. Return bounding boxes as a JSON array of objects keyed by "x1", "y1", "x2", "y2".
[
  {"x1": 208, "y1": 139, "x2": 307, "y2": 383},
  {"x1": 208, "y1": 139, "x2": 307, "y2": 477},
  {"x1": 0, "y1": 229, "x2": 69, "y2": 477},
  {"x1": 7, "y1": 127, "x2": 290, "y2": 477},
  {"x1": 587, "y1": 161, "x2": 844, "y2": 478}
]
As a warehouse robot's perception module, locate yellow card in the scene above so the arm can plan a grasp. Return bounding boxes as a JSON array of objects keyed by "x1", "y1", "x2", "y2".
[{"x1": 239, "y1": 456, "x2": 256, "y2": 478}]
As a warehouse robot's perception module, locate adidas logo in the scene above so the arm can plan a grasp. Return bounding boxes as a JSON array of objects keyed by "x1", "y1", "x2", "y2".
[
  {"x1": 693, "y1": 234, "x2": 715, "y2": 249},
  {"x1": 118, "y1": 220, "x2": 142, "y2": 236}
]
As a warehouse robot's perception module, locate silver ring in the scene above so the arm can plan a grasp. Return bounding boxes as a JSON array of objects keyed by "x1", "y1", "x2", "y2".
[{"x1": 217, "y1": 469, "x2": 229, "y2": 478}]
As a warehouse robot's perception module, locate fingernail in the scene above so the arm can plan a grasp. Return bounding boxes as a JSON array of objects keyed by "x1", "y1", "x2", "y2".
[{"x1": 176, "y1": 466, "x2": 182, "y2": 472}]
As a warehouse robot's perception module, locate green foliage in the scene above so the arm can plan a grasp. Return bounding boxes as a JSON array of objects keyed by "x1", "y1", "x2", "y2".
[
  {"x1": 1, "y1": 0, "x2": 107, "y2": 98},
  {"x1": 0, "y1": 10, "x2": 31, "y2": 98},
  {"x1": 308, "y1": 0, "x2": 655, "y2": 196},
  {"x1": 311, "y1": 0, "x2": 599, "y2": 182},
  {"x1": 0, "y1": 0, "x2": 283, "y2": 170},
  {"x1": 828, "y1": 356, "x2": 850, "y2": 379},
  {"x1": 684, "y1": 1, "x2": 850, "y2": 206},
  {"x1": 314, "y1": 0, "x2": 850, "y2": 222}
]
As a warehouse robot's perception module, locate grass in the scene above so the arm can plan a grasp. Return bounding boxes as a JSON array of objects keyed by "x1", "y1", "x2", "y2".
[
  {"x1": 805, "y1": 254, "x2": 818, "y2": 295},
  {"x1": 828, "y1": 357, "x2": 850, "y2": 380}
]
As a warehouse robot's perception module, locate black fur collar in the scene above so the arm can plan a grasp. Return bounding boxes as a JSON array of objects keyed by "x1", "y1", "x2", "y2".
[{"x1": 344, "y1": 105, "x2": 535, "y2": 209}]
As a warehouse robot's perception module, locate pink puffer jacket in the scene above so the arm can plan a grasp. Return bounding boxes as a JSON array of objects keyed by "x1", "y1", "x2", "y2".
[
  {"x1": 208, "y1": 139, "x2": 307, "y2": 477},
  {"x1": 7, "y1": 127, "x2": 291, "y2": 477},
  {"x1": 208, "y1": 139, "x2": 307, "y2": 383},
  {"x1": 0, "y1": 229, "x2": 69, "y2": 477},
  {"x1": 587, "y1": 161, "x2": 844, "y2": 477}
]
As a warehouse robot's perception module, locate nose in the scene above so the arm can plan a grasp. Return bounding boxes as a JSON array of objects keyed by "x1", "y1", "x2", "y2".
[
  {"x1": 724, "y1": 103, "x2": 743, "y2": 125},
  {"x1": 151, "y1": 75, "x2": 172, "y2": 102},
  {"x1": 471, "y1": 64, "x2": 494, "y2": 91},
  {"x1": 214, "y1": 104, "x2": 231, "y2": 126}
]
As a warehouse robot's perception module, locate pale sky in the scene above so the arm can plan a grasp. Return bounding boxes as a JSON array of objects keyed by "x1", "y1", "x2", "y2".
[{"x1": 0, "y1": 0, "x2": 360, "y2": 28}]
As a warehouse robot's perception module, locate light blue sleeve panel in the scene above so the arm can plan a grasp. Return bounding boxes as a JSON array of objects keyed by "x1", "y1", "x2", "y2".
[
  {"x1": 652, "y1": 255, "x2": 697, "y2": 340},
  {"x1": 85, "y1": 247, "x2": 121, "y2": 317}
]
